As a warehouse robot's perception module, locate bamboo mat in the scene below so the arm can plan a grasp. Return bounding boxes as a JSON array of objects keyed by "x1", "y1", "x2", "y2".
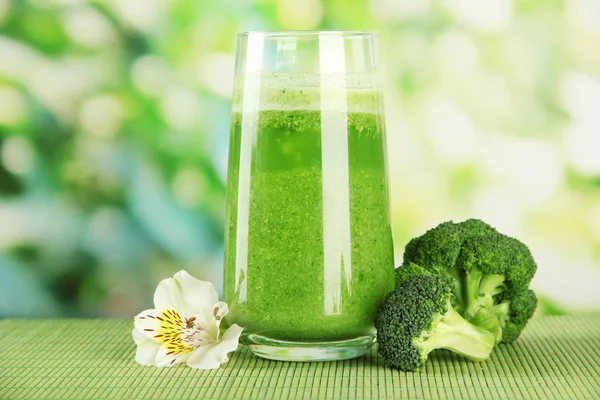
[{"x1": 0, "y1": 316, "x2": 599, "y2": 399}]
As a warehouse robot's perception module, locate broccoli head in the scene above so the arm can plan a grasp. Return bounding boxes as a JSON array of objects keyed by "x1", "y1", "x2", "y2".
[
  {"x1": 403, "y1": 219, "x2": 496, "y2": 273},
  {"x1": 375, "y1": 272, "x2": 496, "y2": 371},
  {"x1": 402, "y1": 219, "x2": 497, "y2": 312},
  {"x1": 400, "y1": 219, "x2": 538, "y2": 344}
]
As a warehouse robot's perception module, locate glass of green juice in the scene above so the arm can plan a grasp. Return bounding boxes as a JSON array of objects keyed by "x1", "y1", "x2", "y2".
[{"x1": 223, "y1": 31, "x2": 395, "y2": 361}]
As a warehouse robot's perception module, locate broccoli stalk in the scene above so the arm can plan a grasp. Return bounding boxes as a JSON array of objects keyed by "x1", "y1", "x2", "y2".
[
  {"x1": 463, "y1": 270, "x2": 507, "y2": 342},
  {"x1": 446, "y1": 264, "x2": 467, "y2": 313},
  {"x1": 493, "y1": 301, "x2": 510, "y2": 326},
  {"x1": 414, "y1": 299, "x2": 496, "y2": 362}
]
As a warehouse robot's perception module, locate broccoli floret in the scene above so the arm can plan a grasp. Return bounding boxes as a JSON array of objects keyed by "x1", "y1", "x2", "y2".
[
  {"x1": 457, "y1": 234, "x2": 537, "y2": 341},
  {"x1": 375, "y1": 273, "x2": 496, "y2": 371},
  {"x1": 402, "y1": 221, "x2": 464, "y2": 273},
  {"x1": 403, "y1": 219, "x2": 497, "y2": 271},
  {"x1": 395, "y1": 262, "x2": 433, "y2": 287},
  {"x1": 401, "y1": 219, "x2": 538, "y2": 344},
  {"x1": 402, "y1": 219, "x2": 497, "y2": 313},
  {"x1": 495, "y1": 289, "x2": 538, "y2": 343}
]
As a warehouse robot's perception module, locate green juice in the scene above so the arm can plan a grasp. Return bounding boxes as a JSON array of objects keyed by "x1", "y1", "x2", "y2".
[{"x1": 224, "y1": 89, "x2": 394, "y2": 341}]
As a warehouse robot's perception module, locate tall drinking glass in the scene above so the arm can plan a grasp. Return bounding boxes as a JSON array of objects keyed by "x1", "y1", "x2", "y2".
[{"x1": 224, "y1": 31, "x2": 394, "y2": 361}]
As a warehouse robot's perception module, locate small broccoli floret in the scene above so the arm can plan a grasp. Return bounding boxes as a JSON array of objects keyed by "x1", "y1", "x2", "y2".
[
  {"x1": 375, "y1": 273, "x2": 496, "y2": 371},
  {"x1": 496, "y1": 289, "x2": 538, "y2": 343},
  {"x1": 394, "y1": 262, "x2": 433, "y2": 286},
  {"x1": 402, "y1": 236, "x2": 421, "y2": 265},
  {"x1": 456, "y1": 233, "x2": 537, "y2": 343},
  {"x1": 403, "y1": 221, "x2": 464, "y2": 272},
  {"x1": 401, "y1": 219, "x2": 538, "y2": 344}
]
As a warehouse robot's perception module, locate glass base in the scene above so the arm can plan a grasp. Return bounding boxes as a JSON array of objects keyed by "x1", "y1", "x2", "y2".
[{"x1": 243, "y1": 334, "x2": 375, "y2": 362}]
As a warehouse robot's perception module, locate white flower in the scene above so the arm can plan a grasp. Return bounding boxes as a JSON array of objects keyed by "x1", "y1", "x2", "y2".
[{"x1": 132, "y1": 270, "x2": 243, "y2": 369}]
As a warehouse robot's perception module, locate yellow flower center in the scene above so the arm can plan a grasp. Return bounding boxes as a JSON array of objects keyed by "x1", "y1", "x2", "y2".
[{"x1": 151, "y1": 310, "x2": 206, "y2": 356}]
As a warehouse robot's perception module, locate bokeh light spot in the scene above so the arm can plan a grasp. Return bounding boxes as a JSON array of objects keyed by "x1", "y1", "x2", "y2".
[
  {"x1": 562, "y1": 72, "x2": 600, "y2": 175},
  {"x1": 425, "y1": 95, "x2": 479, "y2": 166},
  {"x1": 109, "y1": 0, "x2": 161, "y2": 33},
  {"x1": 1, "y1": 136, "x2": 35, "y2": 176},
  {"x1": 435, "y1": 31, "x2": 479, "y2": 80},
  {"x1": 471, "y1": 185, "x2": 522, "y2": 236},
  {"x1": 561, "y1": 72, "x2": 600, "y2": 125},
  {"x1": 160, "y1": 87, "x2": 200, "y2": 131},
  {"x1": 131, "y1": 55, "x2": 172, "y2": 97},
  {"x1": 79, "y1": 95, "x2": 124, "y2": 138},
  {"x1": 568, "y1": 0, "x2": 600, "y2": 36},
  {"x1": 590, "y1": 206, "x2": 600, "y2": 243},
  {"x1": 197, "y1": 53, "x2": 235, "y2": 98},
  {"x1": 88, "y1": 207, "x2": 124, "y2": 247},
  {"x1": 446, "y1": 0, "x2": 513, "y2": 32},
  {"x1": 277, "y1": 0, "x2": 322, "y2": 29},
  {"x1": 370, "y1": 0, "x2": 431, "y2": 21},
  {"x1": 62, "y1": 6, "x2": 117, "y2": 49},
  {"x1": 481, "y1": 134, "x2": 563, "y2": 206},
  {"x1": 0, "y1": 86, "x2": 28, "y2": 126},
  {"x1": 172, "y1": 167, "x2": 206, "y2": 207}
]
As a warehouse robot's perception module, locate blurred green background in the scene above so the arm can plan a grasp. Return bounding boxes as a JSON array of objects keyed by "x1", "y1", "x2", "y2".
[{"x1": 1, "y1": 0, "x2": 599, "y2": 318}]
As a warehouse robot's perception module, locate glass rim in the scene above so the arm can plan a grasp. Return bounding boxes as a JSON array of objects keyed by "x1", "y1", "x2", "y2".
[{"x1": 238, "y1": 30, "x2": 377, "y2": 39}]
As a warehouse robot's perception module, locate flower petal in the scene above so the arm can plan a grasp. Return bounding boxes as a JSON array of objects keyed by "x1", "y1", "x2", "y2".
[
  {"x1": 133, "y1": 309, "x2": 163, "y2": 340},
  {"x1": 133, "y1": 326, "x2": 162, "y2": 366},
  {"x1": 155, "y1": 344, "x2": 191, "y2": 367},
  {"x1": 153, "y1": 270, "x2": 218, "y2": 316},
  {"x1": 135, "y1": 337, "x2": 162, "y2": 366},
  {"x1": 220, "y1": 324, "x2": 244, "y2": 350},
  {"x1": 183, "y1": 343, "x2": 215, "y2": 367},
  {"x1": 212, "y1": 301, "x2": 229, "y2": 322},
  {"x1": 132, "y1": 326, "x2": 147, "y2": 345},
  {"x1": 186, "y1": 324, "x2": 243, "y2": 370},
  {"x1": 174, "y1": 270, "x2": 219, "y2": 314},
  {"x1": 210, "y1": 301, "x2": 229, "y2": 338}
]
